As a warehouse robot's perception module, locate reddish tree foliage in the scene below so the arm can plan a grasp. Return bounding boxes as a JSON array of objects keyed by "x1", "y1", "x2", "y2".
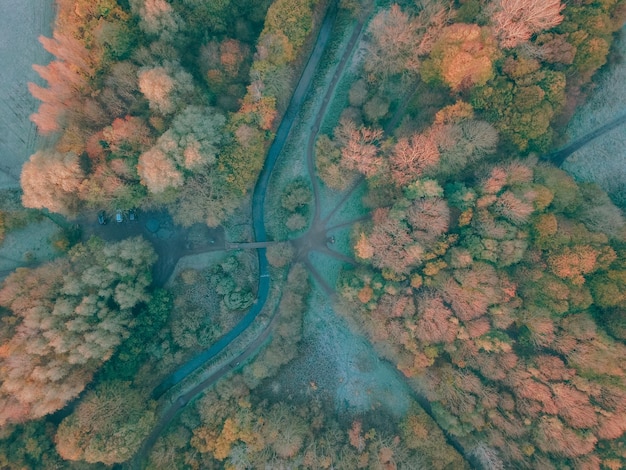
[
  {"x1": 137, "y1": 147, "x2": 182, "y2": 193},
  {"x1": 406, "y1": 198, "x2": 450, "y2": 243},
  {"x1": 359, "y1": 209, "x2": 424, "y2": 274},
  {"x1": 492, "y1": 0, "x2": 565, "y2": 48},
  {"x1": 390, "y1": 133, "x2": 439, "y2": 185},
  {"x1": 138, "y1": 67, "x2": 175, "y2": 114},
  {"x1": 551, "y1": 383, "x2": 598, "y2": 429},
  {"x1": 102, "y1": 116, "x2": 153, "y2": 153},
  {"x1": 465, "y1": 318, "x2": 491, "y2": 338},
  {"x1": 38, "y1": 31, "x2": 94, "y2": 77},
  {"x1": 439, "y1": 263, "x2": 509, "y2": 321},
  {"x1": 493, "y1": 191, "x2": 534, "y2": 224},
  {"x1": 547, "y1": 246, "x2": 599, "y2": 284},
  {"x1": 354, "y1": 232, "x2": 375, "y2": 260},
  {"x1": 365, "y1": 4, "x2": 421, "y2": 80},
  {"x1": 28, "y1": 29, "x2": 100, "y2": 134},
  {"x1": 424, "y1": 24, "x2": 498, "y2": 91},
  {"x1": 414, "y1": 294, "x2": 458, "y2": 344},
  {"x1": 533, "y1": 355, "x2": 574, "y2": 382},
  {"x1": 508, "y1": 370, "x2": 557, "y2": 415},
  {"x1": 595, "y1": 412, "x2": 626, "y2": 440},
  {"x1": 21, "y1": 151, "x2": 85, "y2": 216},
  {"x1": 535, "y1": 33, "x2": 576, "y2": 64},
  {"x1": 481, "y1": 166, "x2": 508, "y2": 195},
  {"x1": 471, "y1": 352, "x2": 510, "y2": 381},
  {"x1": 535, "y1": 417, "x2": 597, "y2": 458},
  {"x1": 336, "y1": 119, "x2": 384, "y2": 178},
  {"x1": 348, "y1": 420, "x2": 366, "y2": 452}
]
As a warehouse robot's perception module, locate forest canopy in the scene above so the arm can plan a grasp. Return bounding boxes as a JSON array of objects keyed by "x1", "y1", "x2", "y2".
[
  {"x1": 0, "y1": 237, "x2": 156, "y2": 426},
  {"x1": 3, "y1": 0, "x2": 626, "y2": 468}
]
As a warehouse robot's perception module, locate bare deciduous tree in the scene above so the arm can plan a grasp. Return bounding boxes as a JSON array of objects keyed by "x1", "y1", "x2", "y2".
[{"x1": 492, "y1": 0, "x2": 565, "y2": 49}]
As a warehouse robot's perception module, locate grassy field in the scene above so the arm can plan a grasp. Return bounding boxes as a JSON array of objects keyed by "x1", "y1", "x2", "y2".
[
  {"x1": 563, "y1": 25, "x2": 626, "y2": 205},
  {"x1": 0, "y1": 0, "x2": 54, "y2": 189}
]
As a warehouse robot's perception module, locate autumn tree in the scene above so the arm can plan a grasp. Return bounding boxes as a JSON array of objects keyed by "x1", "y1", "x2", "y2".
[
  {"x1": 21, "y1": 150, "x2": 85, "y2": 216},
  {"x1": 137, "y1": 147, "x2": 183, "y2": 194},
  {"x1": 491, "y1": 0, "x2": 565, "y2": 49},
  {"x1": 355, "y1": 209, "x2": 424, "y2": 275},
  {"x1": 414, "y1": 293, "x2": 458, "y2": 344},
  {"x1": 138, "y1": 105, "x2": 225, "y2": 195},
  {"x1": 172, "y1": 172, "x2": 239, "y2": 228},
  {"x1": 434, "y1": 119, "x2": 499, "y2": 177},
  {"x1": 365, "y1": 5, "x2": 420, "y2": 81},
  {"x1": 335, "y1": 119, "x2": 384, "y2": 178},
  {"x1": 28, "y1": 32, "x2": 95, "y2": 134},
  {"x1": 406, "y1": 197, "x2": 450, "y2": 244},
  {"x1": 131, "y1": 0, "x2": 182, "y2": 40},
  {"x1": 137, "y1": 63, "x2": 196, "y2": 115},
  {"x1": 55, "y1": 380, "x2": 156, "y2": 464},
  {"x1": 390, "y1": 133, "x2": 440, "y2": 186},
  {"x1": 422, "y1": 24, "x2": 498, "y2": 92},
  {"x1": 471, "y1": 56, "x2": 565, "y2": 152},
  {"x1": 315, "y1": 134, "x2": 358, "y2": 191},
  {"x1": 0, "y1": 237, "x2": 156, "y2": 426}
]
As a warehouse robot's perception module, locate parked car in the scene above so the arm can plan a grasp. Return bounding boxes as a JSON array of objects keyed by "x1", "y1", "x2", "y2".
[
  {"x1": 97, "y1": 210, "x2": 107, "y2": 225},
  {"x1": 128, "y1": 209, "x2": 137, "y2": 221},
  {"x1": 115, "y1": 209, "x2": 123, "y2": 223}
]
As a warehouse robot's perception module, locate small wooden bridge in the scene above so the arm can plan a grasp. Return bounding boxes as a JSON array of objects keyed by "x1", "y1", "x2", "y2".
[{"x1": 225, "y1": 241, "x2": 278, "y2": 250}]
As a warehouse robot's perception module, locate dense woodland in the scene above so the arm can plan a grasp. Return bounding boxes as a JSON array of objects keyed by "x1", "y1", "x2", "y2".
[
  {"x1": 328, "y1": 0, "x2": 626, "y2": 468},
  {"x1": 1, "y1": 0, "x2": 626, "y2": 468}
]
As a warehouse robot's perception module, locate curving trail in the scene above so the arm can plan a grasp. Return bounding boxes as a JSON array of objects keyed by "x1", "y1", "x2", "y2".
[
  {"x1": 128, "y1": 1, "x2": 476, "y2": 466},
  {"x1": 150, "y1": 2, "x2": 338, "y2": 401},
  {"x1": 127, "y1": 3, "x2": 340, "y2": 467}
]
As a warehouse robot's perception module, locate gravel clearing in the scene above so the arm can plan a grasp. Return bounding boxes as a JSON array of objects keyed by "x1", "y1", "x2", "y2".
[{"x1": 0, "y1": 0, "x2": 55, "y2": 189}]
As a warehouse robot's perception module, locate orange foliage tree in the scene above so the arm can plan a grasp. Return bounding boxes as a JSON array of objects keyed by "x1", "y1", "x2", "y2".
[
  {"x1": 21, "y1": 150, "x2": 85, "y2": 216},
  {"x1": 422, "y1": 24, "x2": 498, "y2": 91},
  {"x1": 336, "y1": 119, "x2": 384, "y2": 178}
]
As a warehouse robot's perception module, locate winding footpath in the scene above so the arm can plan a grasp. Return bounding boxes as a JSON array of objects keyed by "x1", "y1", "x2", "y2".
[
  {"x1": 129, "y1": 0, "x2": 494, "y2": 465},
  {"x1": 128, "y1": 4, "x2": 340, "y2": 467},
  {"x1": 151, "y1": 2, "x2": 338, "y2": 400}
]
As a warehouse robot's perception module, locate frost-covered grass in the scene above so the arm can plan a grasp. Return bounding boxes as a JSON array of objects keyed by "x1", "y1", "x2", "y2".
[
  {"x1": 0, "y1": 218, "x2": 60, "y2": 275},
  {"x1": 320, "y1": 180, "x2": 368, "y2": 226},
  {"x1": 563, "y1": 26, "x2": 626, "y2": 205},
  {"x1": 294, "y1": 287, "x2": 412, "y2": 417},
  {"x1": 264, "y1": 12, "x2": 362, "y2": 240},
  {"x1": 0, "y1": 0, "x2": 54, "y2": 189}
]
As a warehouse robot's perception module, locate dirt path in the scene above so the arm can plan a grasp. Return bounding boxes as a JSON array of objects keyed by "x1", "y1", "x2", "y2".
[
  {"x1": 290, "y1": 10, "x2": 370, "y2": 284},
  {"x1": 306, "y1": 18, "x2": 367, "y2": 225},
  {"x1": 545, "y1": 111, "x2": 626, "y2": 167}
]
